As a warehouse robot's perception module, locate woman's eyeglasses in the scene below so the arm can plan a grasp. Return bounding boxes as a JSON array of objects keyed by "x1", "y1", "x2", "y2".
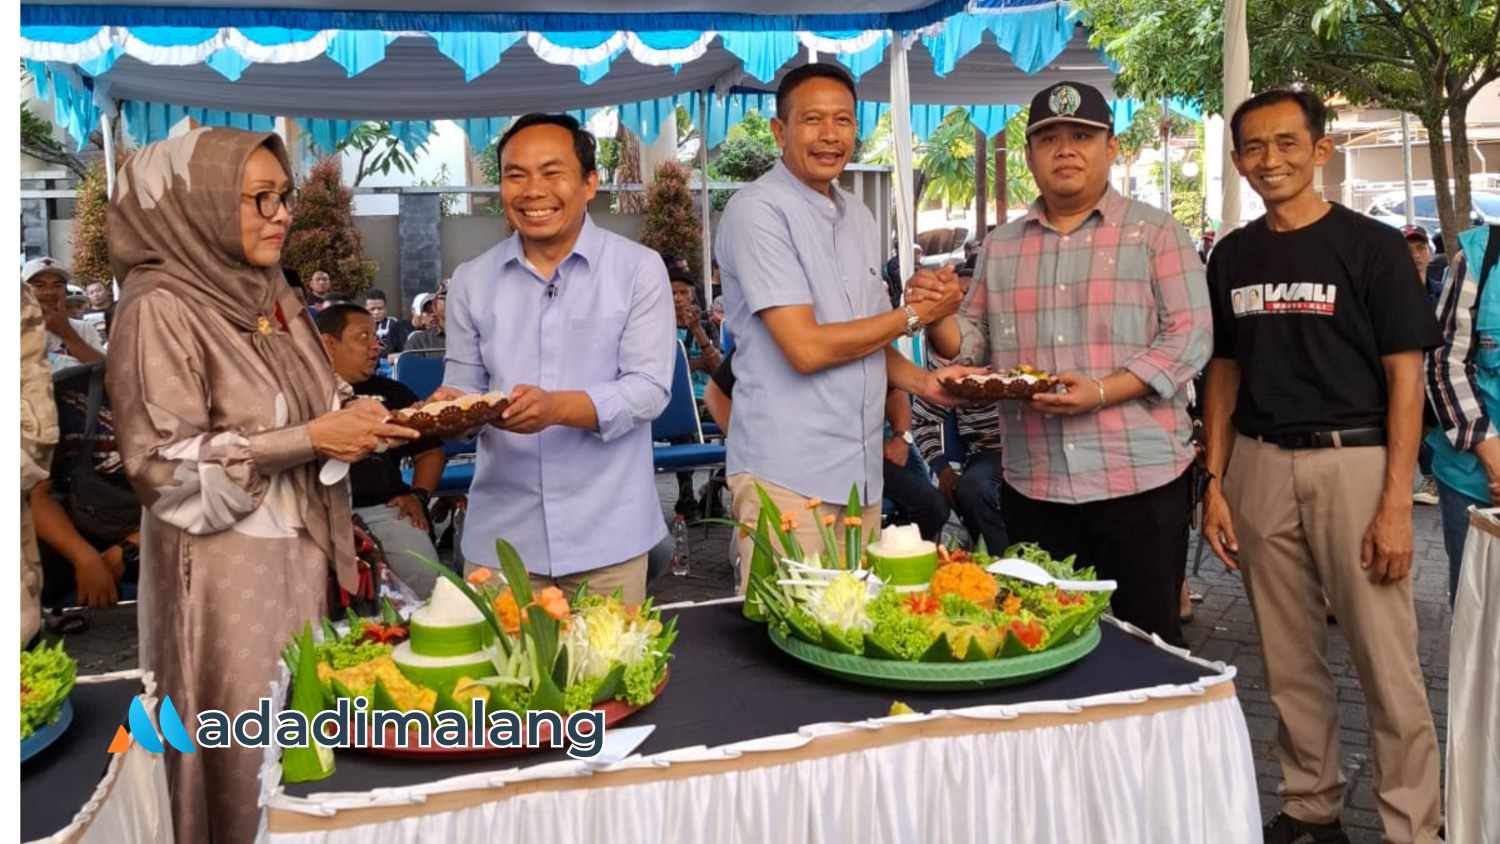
[{"x1": 244, "y1": 189, "x2": 299, "y2": 220}]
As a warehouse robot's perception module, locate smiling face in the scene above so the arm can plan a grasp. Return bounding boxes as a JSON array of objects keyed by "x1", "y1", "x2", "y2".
[
  {"x1": 27, "y1": 271, "x2": 69, "y2": 311},
  {"x1": 772, "y1": 76, "x2": 857, "y2": 196},
  {"x1": 1024, "y1": 122, "x2": 1118, "y2": 208},
  {"x1": 1231, "y1": 99, "x2": 1333, "y2": 209},
  {"x1": 320, "y1": 310, "x2": 380, "y2": 384},
  {"x1": 500, "y1": 123, "x2": 599, "y2": 253},
  {"x1": 239, "y1": 145, "x2": 292, "y2": 268}
]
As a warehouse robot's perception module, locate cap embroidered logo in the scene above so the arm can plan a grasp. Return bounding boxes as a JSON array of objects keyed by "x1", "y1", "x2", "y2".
[{"x1": 1049, "y1": 85, "x2": 1082, "y2": 117}]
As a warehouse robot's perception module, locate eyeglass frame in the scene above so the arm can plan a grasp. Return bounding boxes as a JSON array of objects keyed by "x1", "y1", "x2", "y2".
[{"x1": 242, "y1": 188, "x2": 299, "y2": 220}]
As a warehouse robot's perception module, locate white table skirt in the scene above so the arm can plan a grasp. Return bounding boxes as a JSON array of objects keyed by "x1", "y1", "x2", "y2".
[
  {"x1": 258, "y1": 619, "x2": 1259, "y2": 844},
  {"x1": 27, "y1": 669, "x2": 174, "y2": 844},
  {"x1": 1448, "y1": 509, "x2": 1500, "y2": 843}
]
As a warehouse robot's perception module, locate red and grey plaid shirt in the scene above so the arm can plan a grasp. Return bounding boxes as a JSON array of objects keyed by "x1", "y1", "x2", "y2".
[{"x1": 953, "y1": 187, "x2": 1212, "y2": 504}]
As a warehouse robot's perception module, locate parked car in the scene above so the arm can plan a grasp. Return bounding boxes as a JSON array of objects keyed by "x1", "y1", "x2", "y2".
[{"x1": 1367, "y1": 190, "x2": 1500, "y2": 241}]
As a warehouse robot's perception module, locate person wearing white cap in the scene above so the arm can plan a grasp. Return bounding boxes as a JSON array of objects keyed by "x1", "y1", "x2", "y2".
[
  {"x1": 405, "y1": 279, "x2": 448, "y2": 352},
  {"x1": 410, "y1": 291, "x2": 434, "y2": 332},
  {"x1": 22, "y1": 257, "x2": 105, "y2": 371}
]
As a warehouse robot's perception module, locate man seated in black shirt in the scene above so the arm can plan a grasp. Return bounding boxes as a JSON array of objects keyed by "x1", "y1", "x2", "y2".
[
  {"x1": 32, "y1": 363, "x2": 141, "y2": 616},
  {"x1": 316, "y1": 304, "x2": 446, "y2": 596},
  {"x1": 365, "y1": 289, "x2": 412, "y2": 359}
]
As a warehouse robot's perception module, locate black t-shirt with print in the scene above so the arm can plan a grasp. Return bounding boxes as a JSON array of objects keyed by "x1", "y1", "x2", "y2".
[
  {"x1": 350, "y1": 375, "x2": 442, "y2": 508},
  {"x1": 1207, "y1": 203, "x2": 1440, "y2": 438}
]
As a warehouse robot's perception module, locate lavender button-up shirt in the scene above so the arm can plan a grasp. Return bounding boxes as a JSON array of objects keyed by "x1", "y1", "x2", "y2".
[
  {"x1": 716, "y1": 161, "x2": 889, "y2": 504},
  {"x1": 444, "y1": 217, "x2": 674, "y2": 575}
]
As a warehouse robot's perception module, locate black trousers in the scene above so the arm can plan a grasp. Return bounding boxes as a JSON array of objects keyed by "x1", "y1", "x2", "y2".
[
  {"x1": 883, "y1": 450, "x2": 950, "y2": 542},
  {"x1": 1001, "y1": 471, "x2": 1190, "y2": 647}
]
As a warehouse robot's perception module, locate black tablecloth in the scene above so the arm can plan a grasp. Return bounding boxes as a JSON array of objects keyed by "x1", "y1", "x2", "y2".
[
  {"x1": 22, "y1": 678, "x2": 140, "y2": 842},
  {"x1": 286, "y1": 603, "x2": 1209, "y2": 798}
]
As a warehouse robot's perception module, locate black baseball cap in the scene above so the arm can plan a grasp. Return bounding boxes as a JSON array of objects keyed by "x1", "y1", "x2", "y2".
[
  {"x1": 1400, "y1": 224, "x2": 1430, "y2": 242},
  {"x1": 1026, "y1": 82, "x2": 1113, "y2": 137}
]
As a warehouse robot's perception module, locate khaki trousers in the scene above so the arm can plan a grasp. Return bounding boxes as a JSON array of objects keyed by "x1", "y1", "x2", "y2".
[
  {"x1": 728, "y1": 473, "x2": 882, "y2": 594},
  {"x1": 1223, "y1": 434, "x2": 1441, "y2": 843},
  {"x1": 464, "y1": 554, "x2": 647, "y2": 605}
]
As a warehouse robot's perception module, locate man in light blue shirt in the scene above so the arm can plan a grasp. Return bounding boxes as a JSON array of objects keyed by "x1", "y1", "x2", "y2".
[
  {"x1": 717, "y1": 64, "x2": 968, "y2": 590},
  {"x1": 434, "y1": 114, "x2": 674, "y2": 603}
]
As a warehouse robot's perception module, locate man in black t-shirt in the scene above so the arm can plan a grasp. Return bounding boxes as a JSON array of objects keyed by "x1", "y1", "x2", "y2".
[
  {"x1": 316, "y1": 304, "x2": 446, "y2": 596},
  {"x1": 1200, "y1": 90, "x2": 1441, "y2": 844}
]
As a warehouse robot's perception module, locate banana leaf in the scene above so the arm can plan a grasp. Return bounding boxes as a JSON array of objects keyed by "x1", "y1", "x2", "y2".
[
  {"x1": 919, "y1": 633, "x2": 956, "y2": 662},
  {"x1": 380, "y1": 598, "x2": 403, "y2": 626},
  {"x1": 320, "y1": 618, "x2": 340, "y2": 644},
  {"x1": 999, "y1": 625, "x2": 1050, "y2": 658},
  {"x1": 591, "y1": 664, "x2": 626, "y2": 704},
  {"x1": 744, "y1": 510, "x2": 775, "y2": 621},
  {"x1": 552, "y1": 644, "x2": 570, "y2": 691},
  {"x1": 821, "y1": 626, "x2": 863, "y2": 656},
  {"x1": 345, "y1": 606, "x2": 363, "y2": 631},
  {"x1": 753, "y1": 484, "x2": 798, "y2": 560},
  {"x1": 282, "y1": 623, "x2": 335, "y2": 784},
  {"x1": 331, "y1": 678, "x2": 370, "y2": 712},
  {"x1": 862, "y1": 633, "x2": 903, "y2": 661},
  {"x1": 843, "y1": 483, "x2": 861, "y2": 570}
]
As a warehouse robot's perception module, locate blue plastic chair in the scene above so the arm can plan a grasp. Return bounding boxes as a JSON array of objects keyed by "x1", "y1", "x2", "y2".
[
  {"x1": 392, "y1": 353, "x2": 476, "y2": 494},
  {"x1": 652, "y1": 341, "x2": 726, "y2": 472}
]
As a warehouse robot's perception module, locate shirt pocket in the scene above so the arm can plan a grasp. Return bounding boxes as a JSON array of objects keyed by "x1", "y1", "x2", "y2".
[{"x1": 567, "y1": 314, "x2": 622, "y2": 383}]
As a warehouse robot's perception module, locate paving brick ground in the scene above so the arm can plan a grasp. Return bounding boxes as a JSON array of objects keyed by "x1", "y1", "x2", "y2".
[{"x1": 49, "y1": 472, "x2": 1452, "y2": 841}]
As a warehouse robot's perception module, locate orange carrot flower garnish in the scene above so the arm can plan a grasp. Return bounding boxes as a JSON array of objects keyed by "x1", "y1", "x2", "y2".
[
  {"x1": 806, "y1": 498, "x2": 823, "y2": 510},
  {"x1": 492, "y1": 588, "x2": 521, "y2": 634},
  {"x1": 466, "y1": 567, "x2": 494, "y2": 586},
  {"x1": 535, "y1": 586, "x2": 571, "y2": 621},
  {"x1": 821, "y1": 514, "x2": 836, "y2": 527}
]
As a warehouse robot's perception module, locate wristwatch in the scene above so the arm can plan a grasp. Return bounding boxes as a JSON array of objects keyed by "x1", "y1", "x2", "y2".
[
  {"x1": 895, "y1": 430, "x2": 914, "y2": 445},
  {"x1": 901, "y1": 303, "x2": 922, "y2": 337}
]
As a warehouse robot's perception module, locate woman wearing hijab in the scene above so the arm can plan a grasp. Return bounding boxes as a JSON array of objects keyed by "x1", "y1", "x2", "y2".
[{"x1": 106, "y1": 128, "x2": 416, "y2": 843}]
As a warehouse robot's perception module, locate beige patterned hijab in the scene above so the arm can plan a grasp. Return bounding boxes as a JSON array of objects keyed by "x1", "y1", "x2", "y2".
[{"x1": 109, "y1": 127, "x2": 357, "y2": 591}]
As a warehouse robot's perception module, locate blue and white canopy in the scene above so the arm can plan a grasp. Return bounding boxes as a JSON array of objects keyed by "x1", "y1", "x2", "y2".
[{"x1": 22, "y1": 0, "x2": 1137, "y2": 152}]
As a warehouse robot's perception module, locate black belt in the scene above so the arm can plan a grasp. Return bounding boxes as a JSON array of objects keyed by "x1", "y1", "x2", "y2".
[{"x1": 1254, "y1": 427, "x2": 1386, "y2": 449}]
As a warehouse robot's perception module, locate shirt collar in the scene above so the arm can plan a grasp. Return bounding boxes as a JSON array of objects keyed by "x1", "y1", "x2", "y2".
[
  {"x1": 771, "y1": 160, "x2": 845, "y2": 221},
  {"x1": 499, "y1": 214, "x2": 602, "y2": 276},
  {"x1": 1023, "y1": 185, "x2": 1128, "y2": 232}
]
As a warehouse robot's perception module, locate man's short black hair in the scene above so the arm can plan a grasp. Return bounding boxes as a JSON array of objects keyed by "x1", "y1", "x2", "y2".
[
  {"x1": 1230, "y1": 89, "x2": 1328, "y2": 151},
  {"x1": 497, "y1": 113, "x2": 598, "y2": 175},
  {"x1": 363, "y1": 288, "x2": 386, "y2": 301},
  {"x1": 315, "y1": 302, "x2": 371, "y2": 338},
  {"x1": 776, "y1": 63, "x2": 858, "y2": 121}
]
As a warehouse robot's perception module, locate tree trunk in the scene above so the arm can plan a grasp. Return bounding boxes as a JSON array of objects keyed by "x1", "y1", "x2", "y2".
[
  {"x1": 974, "y1": 128, "x2": 988, "y2": 238},
  {"x1": 1421, "y1": 108, "x2": 1459, "y2": 241},
  {"x1": 615, "y1": 124, "x2": 646, "y2": 215},
  {"x1": 1448, "y1": 92, "x2": 1475, "y2": 232}
]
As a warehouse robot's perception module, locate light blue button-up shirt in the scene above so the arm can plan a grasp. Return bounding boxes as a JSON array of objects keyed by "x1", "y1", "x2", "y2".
[
  {"x1": 716, "y1": 161, "x2": 889, "y2": 504},
  {"x1": 444, "y1": 216, "x2": 674, "y2": 575}
]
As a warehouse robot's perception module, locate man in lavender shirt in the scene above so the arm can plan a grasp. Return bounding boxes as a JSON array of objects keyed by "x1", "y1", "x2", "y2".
[
  {"x1": 716, "y1": 64, "x2": 969, "y2": 591},
  {"x1": 432, "y1": 114, "x2": 674, "y2": 603}
]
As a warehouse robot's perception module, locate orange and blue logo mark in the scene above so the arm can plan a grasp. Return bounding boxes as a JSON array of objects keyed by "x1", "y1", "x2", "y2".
[{"x1": 107, "y1": 695, "x2": 195, "y2": 754}]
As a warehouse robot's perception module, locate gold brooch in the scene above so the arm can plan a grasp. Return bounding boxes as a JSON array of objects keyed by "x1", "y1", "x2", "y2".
[{"x1": 257, "y1": 316, "x2": 274, "y2": 336}]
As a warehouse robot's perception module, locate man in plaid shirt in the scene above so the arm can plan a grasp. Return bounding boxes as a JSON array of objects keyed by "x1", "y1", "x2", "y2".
[{"x1": 922, "y1": 81, "x2": 1212, "y2": 645}]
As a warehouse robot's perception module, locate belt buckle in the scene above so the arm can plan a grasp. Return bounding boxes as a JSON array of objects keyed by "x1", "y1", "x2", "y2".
[{"x1": 1330, "y1": 430, "x2": 1343, "y2": 448}]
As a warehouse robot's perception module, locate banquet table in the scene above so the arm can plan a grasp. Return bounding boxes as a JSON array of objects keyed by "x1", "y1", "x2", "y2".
[
  {"x1": 1448, "y1": 508, "x2": 1500, "y2": 842},
  {"x1": 22, "y1": 669, "x2": 173, "y2": 844},
  {"x1": 258, "y1": 600, "x2": 1259, "y2": 844}
]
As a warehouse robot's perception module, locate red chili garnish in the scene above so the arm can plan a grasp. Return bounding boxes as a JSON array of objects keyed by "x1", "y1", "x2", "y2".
[
  {"x1": 1009, "y1": 619, "x2": 1045, "y2": 649},
  {"x1": 902, "y1": 592, "x2": 941, "y2": 615},
  {"x1": 361, "y1": 622, "x2": 409, "y2": 644}
]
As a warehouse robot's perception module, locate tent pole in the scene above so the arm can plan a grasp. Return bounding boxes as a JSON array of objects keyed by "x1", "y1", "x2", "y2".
[
  {"x1": 1221, "y1": 0, "x2": 1250, "y2": 228},
  {"x1": 888, "y1": 32, "x2": 918, "y2": 363},
  {"x1": 699, "y1": 89, "x2": 713, "y2": 309},
  {"x1": 101, "y1": 111, "x2": 117, "y2": 198}
]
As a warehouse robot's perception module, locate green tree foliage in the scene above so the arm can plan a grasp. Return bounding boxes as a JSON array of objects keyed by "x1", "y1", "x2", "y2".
[
  {"x1": 708, "y1": 109, "x2": 780, "y2": 211},
  {"x1": 863, "y1": 110, "x2": 1039, "y2": 213},
  {"x1": 334, "y1": 122, "x2": 431, "y2": 187},
  {"x1": 1116, "y1": 102, "x2": 1197, "y2": 201},
  {"x1": 638, "y1": 161, "x2": 703, "y2": 278},
  {"x1": 283, "y1": 157, "x2": 377, "y2": 296},
  {"x1": 1072, "y1": 0, "x2": 1500, "y2": 235}
]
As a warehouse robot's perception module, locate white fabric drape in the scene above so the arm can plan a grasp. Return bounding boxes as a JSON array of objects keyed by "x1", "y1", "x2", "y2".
[
  {"x1": 1448, "y1": 508, "x2": 1500, "y2": 842},
  {"x1": 1219, "y1": 0, "x2": 1249, "y2": 229},
  {"x1": 27, "y1": 670, "x2": 174, "y2": 844},
  {"x1": 261, "y1": 694, "x2": 1257, "y2": 844}
]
